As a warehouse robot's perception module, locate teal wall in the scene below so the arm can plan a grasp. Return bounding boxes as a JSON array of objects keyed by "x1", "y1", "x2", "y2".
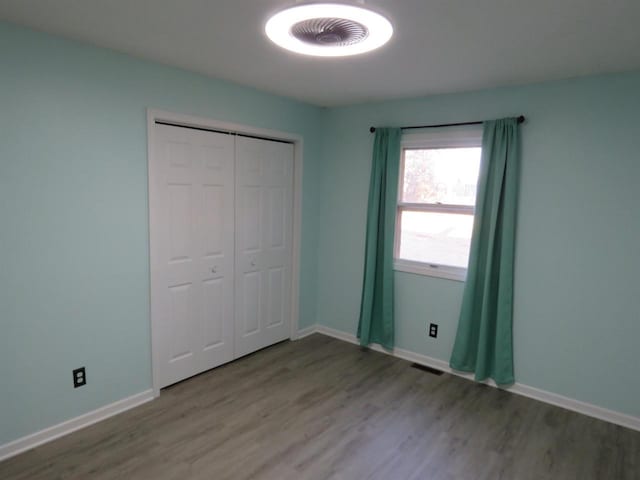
[
  {"x1": 316, "y1": 71, "x2": 640, "y2": 419},
  {"x1": 2, "y1": 18, "x2": 640, "y2": 448},
  {"x1": 0, "y1": 21, "x2": 323, "y2": 445}
]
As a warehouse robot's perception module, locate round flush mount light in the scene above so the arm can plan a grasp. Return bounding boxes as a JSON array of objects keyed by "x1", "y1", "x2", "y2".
[{"x1": 265, "y1": 3, "x2": 393, "y2": 57}]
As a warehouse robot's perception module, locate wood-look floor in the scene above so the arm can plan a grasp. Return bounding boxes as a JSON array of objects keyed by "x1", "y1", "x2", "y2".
[{"x1": 1, "y1": 334, "x2": 638, "y2": 480}]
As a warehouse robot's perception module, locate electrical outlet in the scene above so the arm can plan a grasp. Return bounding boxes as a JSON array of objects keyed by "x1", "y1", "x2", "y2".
[
  {"x1": 73, "y1": 367, "x2": 86, "y2": 388},
  {"x1": 428, "y1": 323, "x2": 438, "y2": 338}
]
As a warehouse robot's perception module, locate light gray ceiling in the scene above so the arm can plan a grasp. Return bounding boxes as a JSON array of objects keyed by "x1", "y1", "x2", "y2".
[{"x1": 1, "y1": 0, "x2": 639, "y2": 107}]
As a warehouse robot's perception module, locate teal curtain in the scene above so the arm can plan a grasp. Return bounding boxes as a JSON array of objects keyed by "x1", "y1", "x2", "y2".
[
  {"x1": 357, "y1": 128, "x2": 401, "y2": 350},
  {"x1": 449, "y1": 118, "x2": 521, "y2": 385}
]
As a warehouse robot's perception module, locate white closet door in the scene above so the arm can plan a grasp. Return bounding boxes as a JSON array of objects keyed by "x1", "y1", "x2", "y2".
[
  {"x1": 151, "y1": 124, "x2": 235, "y2": 388},
  {"x1": 235, "y1": 136, "x2": 294, "y2": 357}
]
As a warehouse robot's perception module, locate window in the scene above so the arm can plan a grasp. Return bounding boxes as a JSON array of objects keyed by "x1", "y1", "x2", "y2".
[{"x1": 394, "y1": 127, "x2": 482, "y2": 281}]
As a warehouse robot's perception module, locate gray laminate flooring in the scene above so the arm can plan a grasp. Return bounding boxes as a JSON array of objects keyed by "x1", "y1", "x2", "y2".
[{"x1": 1, "y1": 334, "x2": 638, "y2": 479}]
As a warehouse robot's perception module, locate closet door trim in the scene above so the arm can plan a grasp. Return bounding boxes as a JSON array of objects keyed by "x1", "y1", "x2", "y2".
[{"x1": 147, "y1": 109, "x2": 303, "y2": 398}]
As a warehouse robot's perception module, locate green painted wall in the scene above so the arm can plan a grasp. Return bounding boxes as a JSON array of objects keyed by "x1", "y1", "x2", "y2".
[
  {"x1": 2, "y1": 18, "x2": 639, "y2": 449},
  {"x1": 0, "y1": 21, "x2": 323, "y2": 445},
  {"x1": 316, "y1": 72, "x2": 640, "y2": 419}
]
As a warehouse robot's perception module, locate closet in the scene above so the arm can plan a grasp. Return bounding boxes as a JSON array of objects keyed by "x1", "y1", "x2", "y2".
[{"x1": 149, "y1": 122, "x2": 294, "y2": 389}]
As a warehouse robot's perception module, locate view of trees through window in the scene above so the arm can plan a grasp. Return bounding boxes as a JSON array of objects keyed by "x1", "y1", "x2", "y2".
[
  {"x1": 398, "y1": 147, "x2": 481, "y2": 269},
  {"x1": 402, "y1": 148, "x2": 480, "y2": 205}
]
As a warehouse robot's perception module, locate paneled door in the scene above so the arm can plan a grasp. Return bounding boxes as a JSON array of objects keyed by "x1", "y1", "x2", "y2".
[
  {"x1": 235, "y1": 136, "x2": 294, "y2": 357},
  {"x1": 151, "y1": 124, "x2": 235, "y2": 388}
]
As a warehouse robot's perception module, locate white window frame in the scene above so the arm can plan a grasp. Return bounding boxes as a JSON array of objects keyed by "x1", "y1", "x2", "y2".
[{"x1": 394, "y1": 126, "x2": 483, "y2": 282}]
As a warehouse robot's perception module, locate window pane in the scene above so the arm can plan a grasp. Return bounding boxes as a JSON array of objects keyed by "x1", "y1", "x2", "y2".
[
  {"x1": 402, "y1": 148, "x2": 481, "y2": 205},
  {"x1": 398, "y1": 210, "x2": 473, "y2": 268}
]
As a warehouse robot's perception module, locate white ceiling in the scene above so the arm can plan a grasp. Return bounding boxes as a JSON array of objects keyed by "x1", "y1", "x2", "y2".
[{"x1": 1, "y1": 0, "x2": 639, "y2": 107}]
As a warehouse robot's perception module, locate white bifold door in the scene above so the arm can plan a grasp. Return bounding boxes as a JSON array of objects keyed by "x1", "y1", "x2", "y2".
[
  {"x1": 151, "y1": 124, "x2": 293, "y2": 389},
  {"x1": 235, "y1": 137, "x2": 294, "y2": 357}
]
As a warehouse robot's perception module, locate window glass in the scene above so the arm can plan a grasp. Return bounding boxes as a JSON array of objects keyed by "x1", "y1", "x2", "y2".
[
  {"x1": 402, "y1": 148, "x2": 481, "y2": 205},
  {"x1": 398, "y1": 210, "x2": 474, "y2": 268}
]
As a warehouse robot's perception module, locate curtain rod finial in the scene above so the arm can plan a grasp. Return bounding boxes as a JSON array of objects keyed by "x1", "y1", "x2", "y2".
[
  {"x1": 517, "y1": 115, "x2": 525, "y2": 124},
  {"x1": 369, "y1": 126, "x2": 376, "y2": 133}
]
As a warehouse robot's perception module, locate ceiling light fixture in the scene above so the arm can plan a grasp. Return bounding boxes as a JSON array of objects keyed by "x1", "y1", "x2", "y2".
[{"x1": 265, "y1": 2, "x2": 393, "y2": 57}]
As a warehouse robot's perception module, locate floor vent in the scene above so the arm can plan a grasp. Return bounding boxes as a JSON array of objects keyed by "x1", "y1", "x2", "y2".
[{"x1": 411, "y1": 363, "x2": 444, "y2": 376}]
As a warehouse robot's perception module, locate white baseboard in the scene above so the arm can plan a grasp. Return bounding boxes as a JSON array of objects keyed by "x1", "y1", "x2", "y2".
[
  {"x1": 296, "y1": 325, "x2": 317, "y2": 339},
  {"x1": 0, "y1": 389, "x2": 154, "y2": 462},
  {"x1": 313, "y1": 325, "x2": 640, "y2": 432}
]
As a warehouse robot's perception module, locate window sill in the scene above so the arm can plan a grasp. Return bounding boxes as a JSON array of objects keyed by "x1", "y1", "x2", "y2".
[{"x1": 394, "y1": 260, "x2": 466, "y2": 282}]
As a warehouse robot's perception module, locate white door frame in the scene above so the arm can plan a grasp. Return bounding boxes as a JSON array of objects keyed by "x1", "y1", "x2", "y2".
[{"x1": 147, "y1": 108, "x2": 303, "y2": 398}]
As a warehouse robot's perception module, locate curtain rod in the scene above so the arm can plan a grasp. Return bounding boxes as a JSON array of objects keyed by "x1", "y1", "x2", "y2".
[{"x1": 369, "y1": 115, "x2": 525, "y2": 133}]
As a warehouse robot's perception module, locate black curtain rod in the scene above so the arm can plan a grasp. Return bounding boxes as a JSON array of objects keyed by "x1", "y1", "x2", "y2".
[{"x1": 369, "y1": 115, "x2": 525, "y2": 133}]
